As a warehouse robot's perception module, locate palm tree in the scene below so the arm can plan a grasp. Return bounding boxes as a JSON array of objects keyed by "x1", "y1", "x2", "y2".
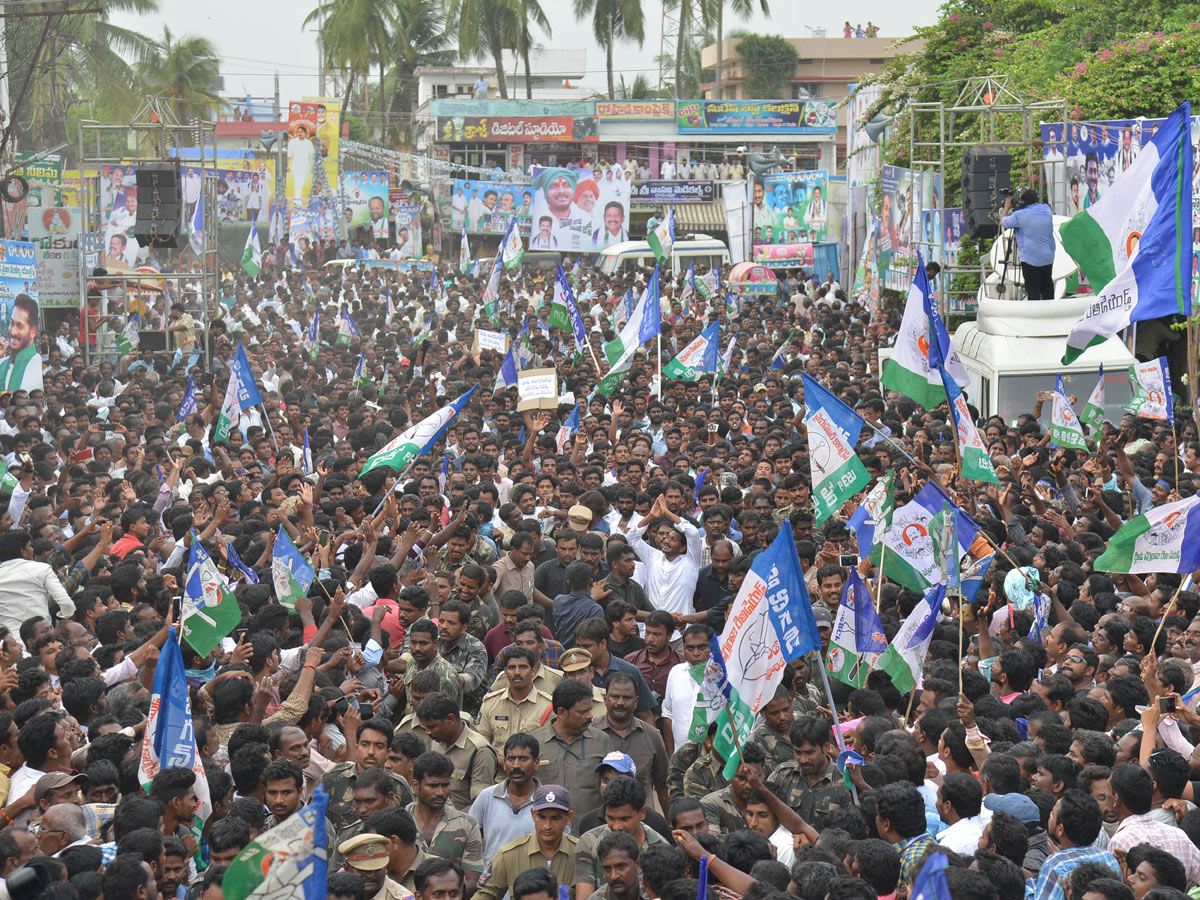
[
  {"x1": 657, "y1": 22, "x2": 712, "y2": 99},
  {"x1": 445, "y1": 0, "x2": 514, "y2": 98},
  {"x1": 572, "y1": 0, "x2": 645, "y2": 99},
  {"x1": 669, "y1": 0, "x2": 715, "y2": 100},
  {"x1": 304, "y1": 0, "x2": 391, "y2": 122},
  {"x1": 136, "y1": 26, "x2": 223, "y2": 122},
  {"x1": 510, "y1": 0, "x2": 552, "y2": 100},
  {"x1": 713, "y1": 0, "x2": 768, "y2": 99},
  {"x1": 374, "y1": 0, "x2": 454, "y2": 147}
]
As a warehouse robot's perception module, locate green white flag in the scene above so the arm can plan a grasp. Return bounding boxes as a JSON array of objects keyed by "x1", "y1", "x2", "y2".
[
  {"x1": 1050, "y1": 375, "x2": 1089, "y2": 450},
  {"x1": 877, "y1": 584, "x2": 943, "y2": 693},
  {"x1": 223, "y1": 789, "x2": 329, "y2": 900},
  {"x1": 663, "y1": 322, "x2": 719, "y2": 382},
  {"x1": 1095, "y1": 494, "x2": 1200, "y2": 574},
  {"x1": 647, "y1": 207, "x2": 675, "y2": 262},
  {"x1": 241, "y1": 221, "x2": 261, "y2": 278},
  {"x1": 360, "y1": 387, "x2": 476, "y2": 477},
  {"x1": 1080, "y1": 364, "x2": 1106, "y2": 429},
  {"x1": 599, "y1": 268, "x2": 660, "y2": 396}
]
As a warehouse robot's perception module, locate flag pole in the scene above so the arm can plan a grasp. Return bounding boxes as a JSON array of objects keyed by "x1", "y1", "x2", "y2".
[
  {"x1": 260, "y1": 402, "x2": 280, "y2": 454},
  {"x1": 1151, "y1": 577, "x2": 1189, "y2": 652},
  {"x1": 815, "y1": 652, "x2": 860, "y2": 805},
  {"x1": 873, "y1": 543, "x2": 887, "y2": 613}
]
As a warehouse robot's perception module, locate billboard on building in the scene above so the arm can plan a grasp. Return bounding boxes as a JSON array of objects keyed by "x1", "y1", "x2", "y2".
[
  {"x1": 878, "y1": 165, "x2": 942, "y2": 291},
  {"x1": 630, "y1": 181, "x2": 714, "y2": 204},
  {"x1": 529, "y1": 165, "x2": 630, "y2": 252},
  {"x1": 394, "y1": 204, "x2": 422, "y2": 258},
  {"x1": 435, "y1": 115, "x2": 599, "y2": 143},
  {"x1": 675, "y1": 100, "x2": 837, "y2": 134},
  {"x1": 341, "y1": 171, "x2": 390, "y2": 239},
  {"x1": 596, "y1": 101, "x2": 676, "y2": 121},
  {"x1": 447, "y1": 179, "x2": 534, "y2": 235},
  {"x1": 27, "y1": 207, "x2": 78, "y2": 308},
  {"x1": 285, "y1": 101, "x2": 322, "y2": 201}
]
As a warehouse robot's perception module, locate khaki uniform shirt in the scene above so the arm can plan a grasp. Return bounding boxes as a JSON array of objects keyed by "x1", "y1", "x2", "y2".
[
  {"x1": 594, "y1": 715, "x2": 669, "y2": 800},
  {"x1": 392, "y1": 847, "x2": 429, "y2": 894},
  {"x1": 394, "y1": 712, "x2": 430, "y2": 748},
  {"x1": 406, "y1": 801, "x2": 485, "y2": 872},
  {"x1": 431, "y1": 724, "x2": 498, "y2": 811},
  {"x1": 492, "y1": 554, "x2": 536, "y2": 602},
  {"x1": 476, "y1": 685, "x2": 554, "y2": 756},
  {"x1": 372, "y1": 877, "x2": 414, "y2": 900},
  {"x1": 476, "y1": 832, "x2": 579, "y2": 900},
  {"x1": 530, "y1": 721, "x2": 614, "y2": 819},
  {"x1": 492, "y1": 664, "x2": 562, "y2": 697}
]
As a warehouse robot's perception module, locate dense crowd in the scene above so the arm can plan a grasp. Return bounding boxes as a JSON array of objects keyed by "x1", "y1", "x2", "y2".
[{"x1": 3, "y1": 245, "x2": 1200, "y2": 900}]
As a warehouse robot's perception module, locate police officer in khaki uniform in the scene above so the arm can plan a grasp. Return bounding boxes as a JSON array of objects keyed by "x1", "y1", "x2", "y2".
[
  {"x1": 530, "y1": 680, "x2": 613, "y2": 820},
  {"x1": 416, "y1": 691, "x2": 498, "y2": 812},
  {"x1": 477, "y1": 646, "x2": 554, "y2": 757},
  {"x1": 560, "y1": 647, "x2": 607, "y2": 720},
  {"x1": 340, "y1": 832, "x2": 415, "y2": 900},
  {"x1": 475, "y1": 785, "x2": 578, "y2": 900}
]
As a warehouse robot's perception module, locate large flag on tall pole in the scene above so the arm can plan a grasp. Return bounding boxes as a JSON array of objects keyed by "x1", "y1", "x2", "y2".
[
  {"x1": 360, "y1": 386, "x2": 477, "y2": 477},
  {"x1": 664, "y1": 322, "x2": 720, "y2": 381},
  {"x1": 500, "y1": 216, "x2": 525, "y2": 269},
  {"x1": 182, "y1": 536, "x2": 241, "y2": 657},
  {"x1": 223, "y1": 788, "x2": 330, "y2": 900},
  {"x1": 554, "y1": 265, "x2": 589, "y2": 355},
  {"x1": 138, "y1": 627, "x2": 212, "y2": 849},
  {"x1": 869, "y1": 483, "x2": 980, "y2": 592},
  {"x1": 802, "y1": 373, "x2": 870, "y2": 524},
  {"x1": 215, "y1": 345, "x2": 263, "y2": 442},
  {"x1": 881, "y1": 255, "x2": 968, "y2": 409},
  {"x1": 189, "y1": 193, "x2": 205, "y2": 257},
  {"x1": 459, "y1": 224, "x2": 472, "y2": 272},
  {"x1": 1060, "y1": 101, "x2": 1193, "y2": 364},
  {"x1": 599, "y1": 268, "x2": 661, "y2": 396},
  {"x1": 1096, "y1": 494, "x2": 1200, "y2": 574}
]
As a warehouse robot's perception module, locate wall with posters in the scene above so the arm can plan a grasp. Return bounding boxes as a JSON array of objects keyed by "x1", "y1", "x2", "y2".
[
  {"x1": 446, "y1": 179, "x2": 534, "y2": 235},
  {"x1": 27, "y1": 207, "x2": 80, "y2": 309},
  {"x1": 754, "y1": 170, "x2": 828, "y2": 246},
  {"x1": 878, "y1": 165, "x2": 942, "y2": 291},
  {"x1": 529, "y1": 165, "x2": 630, "y2": 252},
  {"x1": 341, "y1": 171, "x2": 390, "y2": 239}
]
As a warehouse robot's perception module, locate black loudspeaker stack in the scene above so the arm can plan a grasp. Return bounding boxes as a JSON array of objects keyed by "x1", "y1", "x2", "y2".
[
  {"x1": 962, "y1": 148, "x2": 1011, "y2": 240},
  {"x1": 134, "y1": 161, "x2": 182, "y2": 249}
]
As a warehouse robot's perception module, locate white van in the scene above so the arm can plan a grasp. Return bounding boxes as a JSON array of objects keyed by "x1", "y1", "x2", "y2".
[
  {"x1": 951, "y1": 296, "x2": 1135, "y2": 425},
  {"x1": 597, "y1": 234, "x2": 730, "y2": 275}
]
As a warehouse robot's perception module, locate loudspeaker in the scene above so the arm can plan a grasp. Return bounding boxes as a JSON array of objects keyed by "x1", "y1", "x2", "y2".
[
  {"x1": 962, "y1": 148, "x2": 1012, "y2": 240},
  {"x1": 134, "y1": 162, "x2": 182, "y2": 249}
]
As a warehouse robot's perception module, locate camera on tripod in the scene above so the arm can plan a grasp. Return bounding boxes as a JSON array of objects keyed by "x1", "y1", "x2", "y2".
[{"x1": 999, "y1": 186, "x2": 1035, "y2": 212}]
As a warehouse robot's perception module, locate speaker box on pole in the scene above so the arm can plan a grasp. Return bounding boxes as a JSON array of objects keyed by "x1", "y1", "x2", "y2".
[
  {"x1": 134, "y1": 162, "x2": 182, "y2": 249},
  {"x1": 962, "y1": 148, "x2": 1012, "y2": 240}
]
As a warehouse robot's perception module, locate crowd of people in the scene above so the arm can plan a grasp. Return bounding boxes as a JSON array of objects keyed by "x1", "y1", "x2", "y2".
[{"x1": 0, "y1": 244, "x2": 1198, "y2": 900}]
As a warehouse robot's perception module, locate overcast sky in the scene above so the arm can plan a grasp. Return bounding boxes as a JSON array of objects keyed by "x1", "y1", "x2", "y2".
[{"x1": 111, "y1": 1, "x2": 943, "y2": 105}]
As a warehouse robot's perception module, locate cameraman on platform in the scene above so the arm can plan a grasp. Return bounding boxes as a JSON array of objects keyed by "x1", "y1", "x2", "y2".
[{"x1": 1001, "y1": 188, "x2": 1056, "y2": 300}]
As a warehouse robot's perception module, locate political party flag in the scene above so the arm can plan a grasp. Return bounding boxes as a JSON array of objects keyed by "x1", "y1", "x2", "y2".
[
  {"x1": 215, "y1": 345, "x2": 263, "y2": 442},
  {"x1": 881, "y1": 255, "x2": 969, "y2": 409},
  {"x1": 353, "y1": 353, "x2": 368, "y2": 391},
  {"x1": 271, "y1": 529, "x2": 315, "y2": 610},
  {"x1": 181, "y1": 536, "x2": 242, "y2": 657},
  {"x1": 556, "y1": 405, "x2": 580, "y2": 454},
  {"x1": 600, "y1": 267, "x2": 661, "y2": 396},
  {"x1": 337, "y1": 307, "x2": 361, "y2": 345},
  {"x1": 360, "y1": 386, "x2": 477, "y2": 477},
  {"x1": 802, "y1": 373, "x2": 871, "y2": 524},
  {"x1": 848, "y1": 471, "x2": 895, "y2": 558},
  {"x1": 482, "y1": 251, "x2": 503, "y2": 319},
  {"x1": 137, "y1": 626, "x2": 212, "y2": 854},
  {"x1": 869, "y1": 483, "x2": 980, "y2": 592},
  {"x1": 177, "y1": 374, "x2": 197, "y2": 423},
  {"x1": 517, "y1": 316, "x2": 534, "y2": 367},
  {"x1": 877, "y1": 582, "x2": 945, "y2": 693},
  {"x1": 960, "y1": 552, "x2": 994, "y2": 606},
  {"x1": 679, "y1": 263, "x2": 696, "y2": 315},
  {"x1": 428, "y1": 268, "x2": 441, "y2": 298},
  {"x1": 494, "y1": 346, "x2": 518, "y2": 394},
  {"x1": 1049, "y1": 374, "x2": 1090, "y2": 450},
  {"x1": 459, "y1": 225, "x2": 471, "y2": 272},
  {"x1": 1081, "y1": 364, "x2": 1106, "y2": 429},
  {"x1": 939, "y1": 361, "x2": 998, "y2": 483},
  {"x1": 500, "y1": 216, "x2": 525, "y2": 269},
  {"x1": 768, "y1": 329, "x2": 795, "y2": 371},
  {"x1": 300, "y1": 428, "x2": 313, "y2": 474},
  {"x1": 226, "y1": 541, "x2": 259, "y2": 584},
  {"x1": 718, "y1": 331, "x2": 738, "y2": 379},
  {"x1": 685, "y1": 639, "x2": 731, "y2": 743},
  {"x1": 241, "y1": 221, "x2": 262, "y2": 277},
  {"x1": 648, "y1": 207, "x2": 675, "y2": 262},
  {"x1": 1128, "y1": 356, "x2": 1174, "y2": 422},
  {"x1": 304, "y1": 308, "x2": 320, "y2": 361},
  {"x1": 571, "y1": 257, "x2": 583, "y2": 281},
  {"x1": 554, "y1": 265, "x2": 589, "y2": 354},
  {"x1": 223, "y1": 788, "x2": 329, "y2": 900},
  {"x1": 699, "y1": 267, "x2": 719, "y2": 302},
  {"x1": 189, "y1": 193, "x2": 204, "y2": 256},
  {"x1": 664, "y1": 322, "x2": 720, "y2": 381},
  {"x1": 1095, "y1": 494, "x2": 1200, "y2": 573},
  {"x1": 614, "y1": 287, "x2": 635, "y2": 329},
  {"x1": 713, "y1": 525, "x2": 821, "y2": 776},
  {"x1": 910, "y1": 851, "x2": 952, "y2": 900},
  {"x1": 115, "y1": 313, "x2": 140, "y2": 355},
  {"x1": 827, "y1": 569, "x2": 888, "y2": 688},
  {"x1": 929, "y1": 502, "x2": 961, "y2": 591},
  {"x1": 438, "y1": 452, "x2": 451, "y2": 494},
  {"x1": 1061, "y1": 102, "x2": 1193, "y2": 364},
  {"x1": 724, "y1": 289, "x2": 740, "y2": 320}
]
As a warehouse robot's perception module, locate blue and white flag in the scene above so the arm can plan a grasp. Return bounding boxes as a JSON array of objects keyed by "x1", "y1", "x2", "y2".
[
  {"x1": 226, "y1": 541, "x2": 259, "y2": 584},
  {"x1": 177, "y1": 374, "x2": 197, "y2": 423},
  {"x1": 189, "y1": 193, "x2": 204, "y2": 257},
  {"x1": 848, "y1": 471, "x2": 895, "y2": 558},
  {"x1": 459, "y1": 225, "x2": 472, "y2": 272},
  {"x1": 137, "y1": 627, "x2": 212, "y2": 827},
  {"x1": 664, "y1": 321, "x2": 720, "y2": 381},
  {"x1": 802, "y1": 373, "x2": 870, "y2": 524},
  {"x1": 1128, "y1": 355, "x2": 1174, "y2": 423},
  {"x1": 215, "y1": 344, "x2": 263, "y2": 442},
  {"x1": 827, "y1": 569, "x2": 887, "y2": 688},
  {"x1": 495, "y1": 346, "x2": 519, "y2": 394},
  {"x1": 337, "y1": 307, "x2": 361, "y2": 345},
  {"x1": 438, "y1": 452, "x2": 452, "y2": 493},
  {"x1": 301, "y1": 428, "x2": 313, "y2": 474},
  {"x1": 910, "y1": 852, "x2": 952, "y2": 900},
  {"x1": 272, "y1": 529, "x2": 315, "y2": 609},
  {"x1": 648, "y1": 206, "x2": 675, "y2": 262},
  {"x1": 554, "y1": 265, "x2": 589, "y2": 354},
  {"x1": 556, "y1": 405, "x2": 580, "y2": 454},
  {"x1": 223, "y1": 788, "x2": 329, "y2": 900},
  {"x1": 615, "y1": 286, "x2": 636, "y2": 329},
  {"x1": 879, "y1": 583, "x2": 945, "y2": 693},
  {"x1": 1062, "y1": 102, "x2": 1193, "y2": 363},
  {"x1": 305, "y1": 308, "x2": 320, "y2": 360}
]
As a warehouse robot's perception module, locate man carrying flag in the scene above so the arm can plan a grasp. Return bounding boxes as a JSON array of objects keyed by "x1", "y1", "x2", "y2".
[
  {"x1": 215, "y1": 344, "x2": 263, "y2": 442},
  {"x1": 600, "y1": 268, "x2": 660, "y2": 396},
  {"x1": 556, "y1": 404, "x2": 581, "y2": 454},
  {"x1": 177, "y1": 374, "x2": 197, "y2": 423},
  {"x1": 304, "y1": 308, "x2": 320, "y2": 361},
  {"x1": 1060, "y1": 102, "x2": 1193, "y2": 364},
  {"x1": 223, "y1": 787, "x2": 330, "y2": 900},
  {"x1": 460, "y1": 224, "x2": 472, "y2": 272},
  {"x1": 679, "y1": 263, "x2": 697, "y2": 316},
  {"x1": 361, "y1": 386, "x2": 477, "y2": 478},
  {"x1": 337, "y1": 307, "x2": 361, "y2": 345},
  {"x1": 554, "y1": 265, "x2": 589, "y2": 356}
]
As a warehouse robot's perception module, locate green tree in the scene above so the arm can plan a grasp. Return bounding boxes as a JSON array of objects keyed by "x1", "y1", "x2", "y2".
[
  {"x1": 614, "y1": 73, "x2": 659, "y2": 99},
  {"x1": 735, "y1": 33, "x2": 796, "y2": 99},
  {"x1": 445, "y1": 0, "x2": 513, "y2": 98},
  {"x1": 373, "y1": 0, "x2": 454, "y2": 146},
  {"x1": 304, "y1": 0, "x2": 391, "y2": 122},
  {"x1": 572, "y1": 0, "x2": 646, "y2": 98},
  {"x1": 136, "y1": 26, "x2": 223, "y2": 122},
  {"x1": 713, "y1": 0, "x2": 769, "y2": 100},
  {"x1": 511, "y1": 0, "x2": 552, "y2": 100}
]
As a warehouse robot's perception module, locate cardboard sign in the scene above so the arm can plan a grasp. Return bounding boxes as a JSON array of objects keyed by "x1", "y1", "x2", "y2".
[{"x1": 517, "y1": 368, "x2": 558, "y2": 411}]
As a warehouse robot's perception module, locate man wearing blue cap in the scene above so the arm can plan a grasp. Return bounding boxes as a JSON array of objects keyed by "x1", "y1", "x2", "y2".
[{"x1": 476, "y1": 784, "x2": 577, "y2": 900}]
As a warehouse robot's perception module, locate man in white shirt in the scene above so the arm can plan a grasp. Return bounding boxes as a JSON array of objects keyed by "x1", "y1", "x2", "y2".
[
  {"x1": 626, "y1": 494, "x2": 701, "y2": 623},
  {"x1": 0, "y1": 531, "x2": 73, "y2": 644},
  {"x1": 936, "y1": 772, "x2": 987, "y2": 855},
  {"x1": 660, "y1": 158, "x2": 677, "y2": 180},
  {"x1": 660, "y1": 624, "x2": 715, "y2": 755}
]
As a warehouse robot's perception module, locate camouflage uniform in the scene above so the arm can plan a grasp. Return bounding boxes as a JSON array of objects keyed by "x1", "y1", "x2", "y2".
[
  {"x1": 764, "y1": 758, "x2": 852, "y2": 826},
  {"x1": 438, "y1": 536, "x2": 498, "y2": 572},
  {"x1": 401, "y1": 652, "x2": 464, "y2": 712},
  {"x1": 430, "y1": 724, "x2": 498, "y2": 812},
  {"x1": 406, "y1": 802, "x2": 485, "y2": 873},
  {"x1": 465, "y1": 595, "x2": 501, "y2": 643},
  {"x1": 439, "y1": 631, "x2": 490, "y2": 715},
  {"x1": 319, "y1": 762, "x2": 415, "y2": 833},
  {"x1": 791, "y1": 679, "x2": 824, "y2": 718},
  {"x1": 573, "y1": 824, "x2": 669, "y2": 888},
  {"x1": 750, "y1": 723, "x2": 793, "y2": 775},
  {"x1": 666, "y1": 743, "x2": 701, "y2": 807},
  {"x1": 682, "y1": 751, "x2": 728, "y2": 801},
  {"x1": 699, "y1": 786, "x2": 749, "y2": 835},
  {"x1": 591, "y1": 886, "x2": 650, "y2": 900}
]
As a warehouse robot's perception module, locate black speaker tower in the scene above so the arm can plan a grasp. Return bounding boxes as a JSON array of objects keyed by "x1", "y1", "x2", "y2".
[
  {"x1": 134, "y1": 161, "x2": 182, "y2": 249},
  {"x1": 962, "y1": 148, "x2": 1012, "y2": 240}
]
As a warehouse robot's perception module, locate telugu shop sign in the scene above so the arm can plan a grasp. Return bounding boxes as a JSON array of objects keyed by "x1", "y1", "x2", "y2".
[{"x1": 435, "y1": 115, "x2": 600, "y2": 143}]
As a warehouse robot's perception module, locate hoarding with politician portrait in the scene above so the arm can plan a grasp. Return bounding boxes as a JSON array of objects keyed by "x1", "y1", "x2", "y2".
[
  {"x1": 28, "y1": 206, "x2": 80, "y2": 308},
  {"x1": 529, "y1": 165, "x2": 630, "y2": 253},
  {"x1": 447, "y1": 179, "x2": 534, "y2": 236},
  {"x1": 878, "y1": 165, "x2": 942, "y2": 291},
  {"x1": 675, "y1": 100, "x2": 837, "y2": 134},
  {"x1": 752, "y1": 170, "x2": 828, "y2": 246},
  {"x1": 340, "y1": 170, "x2": 390, "y2": 239},
  {"x1": 393, "y1": 204, "x2": 421, "y2": 258}
]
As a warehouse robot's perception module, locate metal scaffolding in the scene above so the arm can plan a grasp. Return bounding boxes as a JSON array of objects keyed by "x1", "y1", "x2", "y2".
[
  {"x1": 76, "y1": 97, "x2": 220, "y2": 366},
  {"x1": 905, "y1": 75, "x2": 1067, "y2": 316}
]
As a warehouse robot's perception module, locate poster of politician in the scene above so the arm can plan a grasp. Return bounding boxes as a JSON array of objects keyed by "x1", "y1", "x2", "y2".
[
  {"x1": 754, "y1": 170, "x2": 828, "y2": 245},
  {"x1": 341, "y1": 171, "x2": 390, "y2": 239},
  {"x1": 448, "y1": 179, "x2": 534, "y2": 236},
  {"x1": 0, "y1": 243, "x2": 42, "y2": 392},
  {"x1": 530, "y1": 166, "x2": 630, "y2": 252}
]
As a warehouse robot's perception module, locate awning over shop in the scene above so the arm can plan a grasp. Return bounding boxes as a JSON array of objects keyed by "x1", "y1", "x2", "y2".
[{"x1": 674, "y1": 201, "x2": 727, "y2": 233}]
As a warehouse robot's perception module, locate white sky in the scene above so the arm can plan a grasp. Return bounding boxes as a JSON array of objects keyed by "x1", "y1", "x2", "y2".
[{"x1": 110, "y1": 1, "x2": 943, "y2": 105}]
